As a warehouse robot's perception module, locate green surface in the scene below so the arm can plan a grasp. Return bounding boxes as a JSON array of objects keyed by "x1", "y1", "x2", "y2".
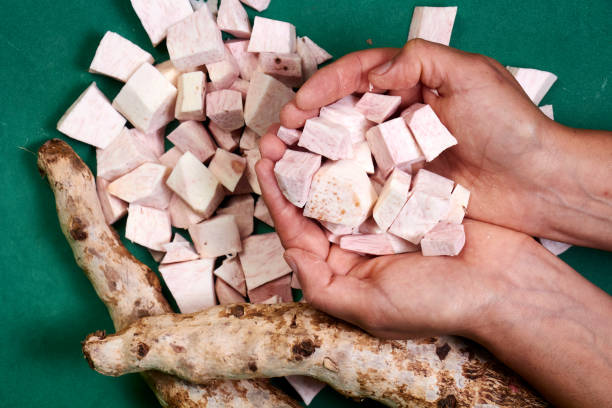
[{"x1": 0, "y1": 0, "x2": 610, "y2": 406}]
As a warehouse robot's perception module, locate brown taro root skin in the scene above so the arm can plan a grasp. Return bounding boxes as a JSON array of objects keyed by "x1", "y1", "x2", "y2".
[
  {"x1": 83, "y1": 302, "x2": 549, "y2": 408},
  {"x1": 37, "y1": 138, "x2": 300, "y2": 408}
]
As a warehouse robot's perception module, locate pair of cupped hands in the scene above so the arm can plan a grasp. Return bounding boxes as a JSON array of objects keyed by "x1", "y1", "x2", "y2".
[{"x1": 254, "y1": 39, "x2": 595, "y2": 340}]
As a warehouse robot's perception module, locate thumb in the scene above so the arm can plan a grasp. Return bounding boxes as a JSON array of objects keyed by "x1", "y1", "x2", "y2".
[
  {"x1": 284, "y1": 248, "x2": 373, "y2": 328},
  {"x1": 368, "y1": 39, "x2": 471, "y2": 96}
]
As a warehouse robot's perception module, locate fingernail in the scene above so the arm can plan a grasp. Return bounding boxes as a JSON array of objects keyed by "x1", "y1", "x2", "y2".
[
  {"x1": 284, "y1": 254, "x2": 298, "y2": 274},
  {"x1": 371, "y1": 60, "x2": 393, "y2": 75}
]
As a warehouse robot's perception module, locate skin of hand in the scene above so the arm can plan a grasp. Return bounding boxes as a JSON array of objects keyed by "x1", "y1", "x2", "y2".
[
  {"x1": 280, "y1": 39, "x2": 612, "y2": 250},
  {"x1": 255, "y1": 132, "x2": 612, "y2": 407}
]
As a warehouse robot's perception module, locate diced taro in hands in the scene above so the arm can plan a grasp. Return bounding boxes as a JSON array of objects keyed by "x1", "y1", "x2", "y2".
[
  {"x1": 304, "y1": 160, "x2": 378, "y2": 227},
  {"x1": 389, "y1": 191, "x2": 450, "y2": 244},
  {"x1": 373, "y1": 168, "x2": 412, "y2": 231},
  {"x1": 158, "y1": 258, "x2": 216, "y2": 313},
  {"x1": 248, "y1": 16, "x2": 296, "y2": 53},
  {"x1": 276, "y1": 126, "x2": 301, "y2": 145},
  {"x1": 366, "y1": 117, "x2": 422, "y2": 177},
  {"x1": 407, "y1": 6, "x2": 457, "y2": 46},
  {"x1": 112, "y1": 63, "x2": 177, "y2": 133},
  {"x1": 411, "y1": 168, "x2": 454, "y2": 198},
  {"x1": 125, "y1": 204, "x2": 172, "y2": 251},
  {"x1": 189, "y1": 214, "x2": 242, "y2": 257},
  {"x1": 401, "y1": 103, "x2": 457, "y2": 162},
  {"x1": 319, "y1": 95, "x2": 373, "y2": 143},
  {"x1": 350, "y1": 141, "x2": 375, "y2": 174},
  {"x1": 444, "y1": 183, "x2": 470, "y2": 224},
  {"x1": 340, "y1": 233, "x2": 418, "y2": 256},
  {"x1": 421, "y1": 222, "x2": 466, "y2": 256},
  {"x1": 274, "y1": 150, "x2": 321, "y2": 208},
  {"x1": 298, "y1": 117, "x2": 353, "y2": 160},
  {"x1": 239, "y1": 233, "x2": 292, "y2": 290},
  {"x1": 57, "y1": 83, "x2": 126, "y2": 149},
  {"x1": 355, "y1": 93, "x2": 402, "y2": 124},
  {"x1": 166, "y1": 152, "x2": 225, "y2": 217},
  {"x1": 108, "y1": 162, "x2": 172, "y2": 210},
  {"x1": 89, "y1": 31, "x2": 154, "y2": 82}
]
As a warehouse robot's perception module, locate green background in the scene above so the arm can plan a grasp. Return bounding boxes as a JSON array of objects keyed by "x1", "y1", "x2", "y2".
[{"x1": 0, "y1": 0, "x2": 610, "y2": 406}]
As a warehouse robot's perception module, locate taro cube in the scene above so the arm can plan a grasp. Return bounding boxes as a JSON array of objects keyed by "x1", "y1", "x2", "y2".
[
  {"x1": 57, "y1": 83, "x2": 126, "y2": 149},
  {"x1": 540, "y1": 105, "x2": 554, "y2": 119},
  {"x1": 158, "y1": 258, "x2": 216, "y2": 313},
  {"x1": 243, "y1": 148, "x2": 262, "y2": 194},
  {"x1": 507, "y1": 67, "x2": 558, "y2": 105},
  {"x1": 155, "y1": 60, "x2": 181, "y2": 86},
  {"x1": 215, "y1": 278, "x2": 246, "y2": 304},
  {"x1": 296, "y1": 37, "x2": 317, "y2": 81},
  {"x1": 244, "y1": 72, "x2": 295, "y2": 136},
  {"x1": 239, "y1": 0, "x2": 270, "y2": 12},
  {"x1": 166, "y1": 6, "x2": 225, "y2": 70},
  {"x1": 129, "y1": 127, "x2": 165, "y2": 158},
  {"x1": 208, "y1": 148, "x2": 247, "y2": 192},
  {"x1": 89, "y1": 31, "x2": 154, "y2": 82},
  {"x1": 167, "y1": 121, "x2": 216, "y2": 162},
  {"x1": 175, "y1": 71, "x2": 206, "y2": 121},
  {"x1": 214, "y1": 255, "x2": 246, "y2": 295},
  {"x1": 277, "y1": 126, "x2": 301, "y2": 145},
  {"x1": 206, "y1": 90, "x2": 244, "y2": 131},
  {"x1": 108, "y1": 162, "x2": 172, "y2": 209},
  {"x1": 125, "y1": 204, "x2": 172, "y2": 251},
  {"x1": 230, "y1": 78, "x2": 250, "y2": 100},
  {"x1": 421, "y1": 222, "x2": 466, "y2": 256},
  {"x1": 217, "y1": 0, "x2": 251, "y2": 38},
  {"x1": 319, "y1": 95, "x2": 373, "y2": 143},
  {"x1": 320, "y1": 221, "x2": 356, "y2": 236},
  {"x1": 247, "y1": 274, "x2": 292, "y2": 303},
  {"x1": 298, "y1": 36, "x2": 332, "y2": 65},
  {"x1": 208, "y1": 121, "x2": 240, "y2": 151},
  {"x1": 298, "y1": 117, "x2": 353, "y2": 160},
  {"x1": 540, "y1": 239, "x2": 572, "y2": 256},
  {"x1": 411, "y1": 169, "x2": 454, "y2": 198},
  {"x1": 96, "y1": 177, "x2": 127, "y2": 225},
  {"x1": 373, "y1": 168, "x2": 412, "y2": 231},
  {"x1": 286, "y1": 375, "x2": 326, "y2": 406},
  {"x1": 97, "y1": 127, "x2": 158, "y2": 181},
  {"x1": 112, "y1": 63, "x2": 177, "y2": 133},
  {"x1": 226, "y1": 39, "x2": 259, "y2": 81},
  {"x1": 216, "y1": 194, "x2": 254, "y2": 238},
  {"x1": 161, "y1": 240, "x2": 199, "y2": 264},
  {"x1": 304, "y1": 160, "x2": 378, "y2": 227},
  {"x1": 407, "y1": 6, "x2": 457, "y2": 46},
  {"x1": 355, "y1": 93, "x2": 402, "y2": 124},
  {"x1": 168, "y1": 193, "x2": 204, "y2": 228},
  {"x1": 274, "y1": 150, "x2": 321, "y2": 208},
  {"x1": 401, "y1": 103, "x2": 457, "y2": 162},
  {"x1": 166, "y1": 152, "x2": 225, "y2": 217},
  {"x1": 248, "y1": 16, "x2": 296, "y2": 54},
  {"x1": 240, "y1": 127, "x2": 260, "y2": 150},
  {"x1": 366, "y1": 117, "x2": 423, "y2": 176},
  {"x1": 130, "y1": 0, "x2": 194, "y2": 46},
  {"x1": 258, "y1": 53, "x2": 303, "y2": 88},
  {"x1": 444, "y1": 183, "x2": 470, "y2": 224},
  {"x1": 389, "y1": 191, "x2": 450, "y2": 244},
  {"x1": 206, "y1": 47, "x2": 240, "y2": 89},
  {"x1": 189, "y1": 214, "x2": 242, "y2": 257},
  {"x1": 350, "y1": 141, "x2": 375, "y2": 174},
  {"x1": 239, "y1": 233, "x2": 292, "y2": 290},
  {"x1": 254, "y1": 196, "x2": 274, "y2": 227},
  {"x1": 159, "y1": 147, "x2": 184, "y2": 169},
  {"x1": 340, "y1": 233, "x2": 418, "y2": 256}
]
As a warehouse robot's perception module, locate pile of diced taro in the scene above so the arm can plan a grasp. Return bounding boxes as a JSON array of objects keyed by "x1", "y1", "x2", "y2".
[{"x1": 54, "y1": 1, "x2": 564, "y2": 403}]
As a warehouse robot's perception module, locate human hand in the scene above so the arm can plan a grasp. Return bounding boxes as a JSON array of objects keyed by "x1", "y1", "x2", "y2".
[
  {"x1": 280, "y1": 39, "x2": 565, "y2": 240},
  {"x1": 255, "y1": 132, "x2": 548, "y2": 339}
]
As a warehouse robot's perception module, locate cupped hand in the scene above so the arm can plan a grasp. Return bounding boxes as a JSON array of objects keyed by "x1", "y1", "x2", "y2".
[
  {"x1": 281, "y1": 39, "x2": 565, "y2": 239},
  {"x1": 255, "y1": 129, "x2": 548, "y2": 339}
]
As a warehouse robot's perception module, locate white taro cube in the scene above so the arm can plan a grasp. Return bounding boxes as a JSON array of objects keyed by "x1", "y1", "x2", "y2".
[
  {"x1": 167, "y1": 120, "x2": 217, "y2": 163},
  {"x1": 401, "y1": 103, "x2": 457, "y2": 162},
  {"x1": 189, "y1": 214, "x2": 242, "y2": 257},
  {"x1": 407, "y1": 6, "x2": 457, "y2": 46},
  {"x1": 217, "y1": 0, "x2": 251, "y2": 38},
  {"x1": 175, "y1": 71, "x2": 206, "y2": 121},
  {"x1": 226, "y1": 39, "x2": 259, "y2": 81},
  {"x1": 96, "y1": 127, "x2": 158, "y2": 181},
  {"x1": 304, "y1": 160, "x2": 378, "y2": 228},
  {"x1": 108, "y1": 162, "x2": 172, "y2": 210},
  {"x1": 507, "y1": 67, "x2": 558, "y2": 105},
  {"x1": 248, "y1": 16, "x2": 296, "y2": 54},
  {"x1": 166, "y1": 152, "x2": 225, "y2": 218},
  {"x1": 373, "y1": 168, "x2": 412, "y2": 231},
  {"x1": 274, "y1": 149, "x2": 322, "y2": 208},
  {"x1": 158, "y1": 258, "x2": 217, "y2": 313},
  {"x1": 421, "y1": 222, "x2": 466, "y2": 256},
  {"x1": 112, "y1": 63, "x2": 177, "y2": 133},
  {"x1": 125, "y1": 204, "x2": 172, "y2": 251},
  {"x1": 366, "y1": 117, "x2": 422, "y2": 177},
  {"x1": 216, "y1": 195, "x2": 254, "y2": 238},
  {"x1": 355, "y1": 93, "x2": 402, "y2": 124},
  {"x1": 96, "y1": 177, "x2": 127, "y2": 225},
  {"x1": 89, "y1": 31, "x2": 154, "y2": 82},
  {"x1": 298, "y1": 117, "x2": 353, "y2": 160},
  {"x1": 168, "y1": 193, "x2": 204, "y2": 229},
  {"x1": 389, "y1": 191, "x2": 450, "y2": 245},
  {"x1": 214, "y1": 255, "x2": 247, "y2": 295},
  {"x1": 57, "y1": 83, "x2": 126, "y2": 149},
  {"x1": 130, "y1": 0, "x2": 194, "y2": 46},
  {"x1": 244, "y1": 72, "x2": 295, "y2": 136},
  {"x1": 208, "y1": 148, "x2": 247, "y2": 192},
  {"x1": 239, "y1": 233, "x2": 292, "y2": 290},
  {"x1": 206, "y1": 90, "x2": 244, "y2": 131}
]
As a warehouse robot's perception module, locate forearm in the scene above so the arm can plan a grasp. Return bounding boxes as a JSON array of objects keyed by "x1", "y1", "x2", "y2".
[
  {"x1": 538, "y1": 124, "x2": 612, "y2": 249},
  {"x1": 473, "y1": 245, "x2": 612, "y2": 407}
]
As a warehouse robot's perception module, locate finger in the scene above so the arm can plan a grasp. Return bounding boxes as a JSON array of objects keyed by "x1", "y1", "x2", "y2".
[
  {"x1": 280, "y1": 101, "x2": 320, "y2": 129},
  {"x1": 295, "y1": 48, "x2": 400, "y2": 110},
  {"x1": 255, "y1": 159, "x2": 329, "y2": 259},
  {"x1": 326, "y1": 244, "x2": 366, "y2": 275},
  {"x1": 389, "y1": 85, "x2": 423, "y2": 109},
  {"x1": 284, "y1": 248, "x2": 375, "y2": 327},
  {"x1": 259, "y1": 129, "x2": 286, "y2": 162},
  {"x1": 368, "y1": 39, "x2": 475, "y2": 96}
]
